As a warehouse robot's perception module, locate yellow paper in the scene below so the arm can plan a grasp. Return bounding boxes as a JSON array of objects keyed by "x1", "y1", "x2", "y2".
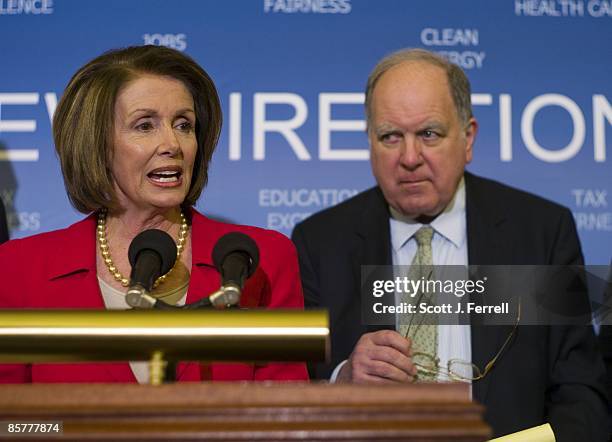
[{"x1": 488, "y1": 423, "x2": 555, "y2": 442}]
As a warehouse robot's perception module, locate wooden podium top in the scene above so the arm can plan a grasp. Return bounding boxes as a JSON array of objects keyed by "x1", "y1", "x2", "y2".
[{"x1": 0, "y1": 382, "x2": 490, "y2": 441}]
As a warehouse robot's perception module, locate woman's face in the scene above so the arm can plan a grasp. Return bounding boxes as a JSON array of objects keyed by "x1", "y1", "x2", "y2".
[{"x1": 111, "y1": 74, "x2": 197, "y2": 213}]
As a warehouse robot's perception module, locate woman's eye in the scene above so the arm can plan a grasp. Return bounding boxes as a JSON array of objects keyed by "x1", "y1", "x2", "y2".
[
  {"x1": 176, "y1": 121, "x2": 194, "y2": 132},
  {"x1": 135, "y1": 121, "x2": 154, "y2": 131}
]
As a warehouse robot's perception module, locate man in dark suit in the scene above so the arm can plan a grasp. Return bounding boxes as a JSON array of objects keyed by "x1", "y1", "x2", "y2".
[
  {"x1": 0, "y1": 199, "x2": 8, "y2": 245},
  {"x1": 292, "y1": 49, "x2": 607, "y2": 440}
]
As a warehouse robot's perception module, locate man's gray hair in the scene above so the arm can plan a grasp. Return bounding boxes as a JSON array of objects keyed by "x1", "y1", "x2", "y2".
[{"x1": 365, "y1": 48, "x2": 473, "y2": 128}]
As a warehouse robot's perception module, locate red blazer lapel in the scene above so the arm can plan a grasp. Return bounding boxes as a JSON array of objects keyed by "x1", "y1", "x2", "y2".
[
  {"x1": 42, "y1": 214, "x2": 103, "y2": 309},
  {"x1": 185, "y1": 210, "x2": 266, "y2": 381},
  {"x1": 187, "y1": 210, "x2": 263, "y2": 308},
  {"x1": 36, "y1": 215, "x2": 136, "y2": 382}
]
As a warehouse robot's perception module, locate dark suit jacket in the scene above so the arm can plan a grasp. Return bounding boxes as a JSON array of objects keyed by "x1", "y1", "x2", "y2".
[
  {"x1": 0, "y1": 208, "x2": 308, "y2": 383},
  {"x1": 292, "y1": 172, "x2": 608, "y2": 441},
  {"x1": 600, "y1": 324, "x2": 612, "y2": 435},
  {"x1": 0, "y1": 199, "x2": 8, "y2": 245}
]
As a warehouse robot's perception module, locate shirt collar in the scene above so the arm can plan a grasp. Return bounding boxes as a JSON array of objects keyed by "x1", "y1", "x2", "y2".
[{"x1": 389, "y1": 177, "x2": 466, "y2": 252}]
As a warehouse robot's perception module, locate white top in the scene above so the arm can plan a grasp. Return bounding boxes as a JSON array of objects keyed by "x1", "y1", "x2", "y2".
[{"x1": 98, "y1": 277, "x2": 188, "y2": 384}]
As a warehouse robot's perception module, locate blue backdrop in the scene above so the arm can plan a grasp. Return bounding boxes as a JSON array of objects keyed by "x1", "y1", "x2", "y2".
[{"x1": 0, "y1": 0, "x2": 610, "y2": 264}]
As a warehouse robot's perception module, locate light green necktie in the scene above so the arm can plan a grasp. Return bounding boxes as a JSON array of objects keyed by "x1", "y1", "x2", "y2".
[{"x1": 399, "y1": 226, "x2": 437, "y2": 380}]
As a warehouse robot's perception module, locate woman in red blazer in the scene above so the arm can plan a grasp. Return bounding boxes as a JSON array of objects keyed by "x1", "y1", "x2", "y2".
[{"x1": 0, "y1": 46, "x2": 308, "y2": 383}]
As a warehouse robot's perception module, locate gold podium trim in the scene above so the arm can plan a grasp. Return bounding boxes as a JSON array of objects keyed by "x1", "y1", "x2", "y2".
[
  {"x1": 2, "y1": 326, "x2": 329, "y2": 336},
  {"x1": 0, "y1": 309, "x2": 329, "y2": 364}
]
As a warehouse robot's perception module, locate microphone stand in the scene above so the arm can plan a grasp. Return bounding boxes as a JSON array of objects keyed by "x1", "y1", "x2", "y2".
[{"x1": 126, "y1": 283, "x2": 243, "y2": 310}]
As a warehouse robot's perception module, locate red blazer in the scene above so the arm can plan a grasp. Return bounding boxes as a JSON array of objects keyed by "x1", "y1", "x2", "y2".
[{"x1": 0, "y1": 209, "x2": 308, "y2": 383}]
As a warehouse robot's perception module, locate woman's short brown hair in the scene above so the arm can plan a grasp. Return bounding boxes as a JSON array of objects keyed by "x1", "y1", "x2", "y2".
[{"x1": 53, "y1": 45, "x2": 222, "y2": 214}]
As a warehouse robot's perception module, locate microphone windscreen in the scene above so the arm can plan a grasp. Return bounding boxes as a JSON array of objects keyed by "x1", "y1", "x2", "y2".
[
  {"x1": 128, "y1": 229, "x2": 177, "y2": 275},
  {"x1": 212, "y1": 232, "x2": 260, "y2": 278}
]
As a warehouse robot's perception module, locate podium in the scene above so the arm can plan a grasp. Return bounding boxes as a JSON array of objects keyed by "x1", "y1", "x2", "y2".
[
  {"x1": 0, "y1": 382, "x2": 490, "y2": 441},
  {"x1": 0, "y1": 310, "x2": 490, "y2": 440}
]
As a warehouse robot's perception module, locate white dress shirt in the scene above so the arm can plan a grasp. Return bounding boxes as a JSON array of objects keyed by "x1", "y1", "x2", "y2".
[{"x1": 389, "y1": 178, "x2": 471, "y2": 383}]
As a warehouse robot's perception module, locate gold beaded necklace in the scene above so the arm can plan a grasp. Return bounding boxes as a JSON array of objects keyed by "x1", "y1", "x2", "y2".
[{"x1": 97, "y1": 211, "x2": 188, "y2": 289}]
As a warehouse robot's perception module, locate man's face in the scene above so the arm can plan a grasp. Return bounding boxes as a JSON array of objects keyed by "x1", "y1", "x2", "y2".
[{"x1": 369, "y1": 61, "x2": 477, "y2": 220}]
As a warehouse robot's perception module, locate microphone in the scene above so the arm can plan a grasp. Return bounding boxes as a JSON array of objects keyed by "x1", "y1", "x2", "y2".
[
  {"x1": 209, "y1": 232, "x2": 260, "y2": 308},
  {"x1": 125, "y1": 230, "x2": 260, "y2": 310},
  {"x1": 125, "y1": 229, "x2": 177, "y2": 309}
]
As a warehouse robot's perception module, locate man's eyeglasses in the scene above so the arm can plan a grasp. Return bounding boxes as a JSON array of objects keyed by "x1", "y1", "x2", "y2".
[{"x1": 405, "y1": 298, "x2": 521, "y2": 383}]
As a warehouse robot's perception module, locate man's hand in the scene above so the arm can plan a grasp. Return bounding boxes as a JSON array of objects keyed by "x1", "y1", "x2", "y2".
[{"x1": 336, "y1": 330, "x2": 418, "y2": 383}]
